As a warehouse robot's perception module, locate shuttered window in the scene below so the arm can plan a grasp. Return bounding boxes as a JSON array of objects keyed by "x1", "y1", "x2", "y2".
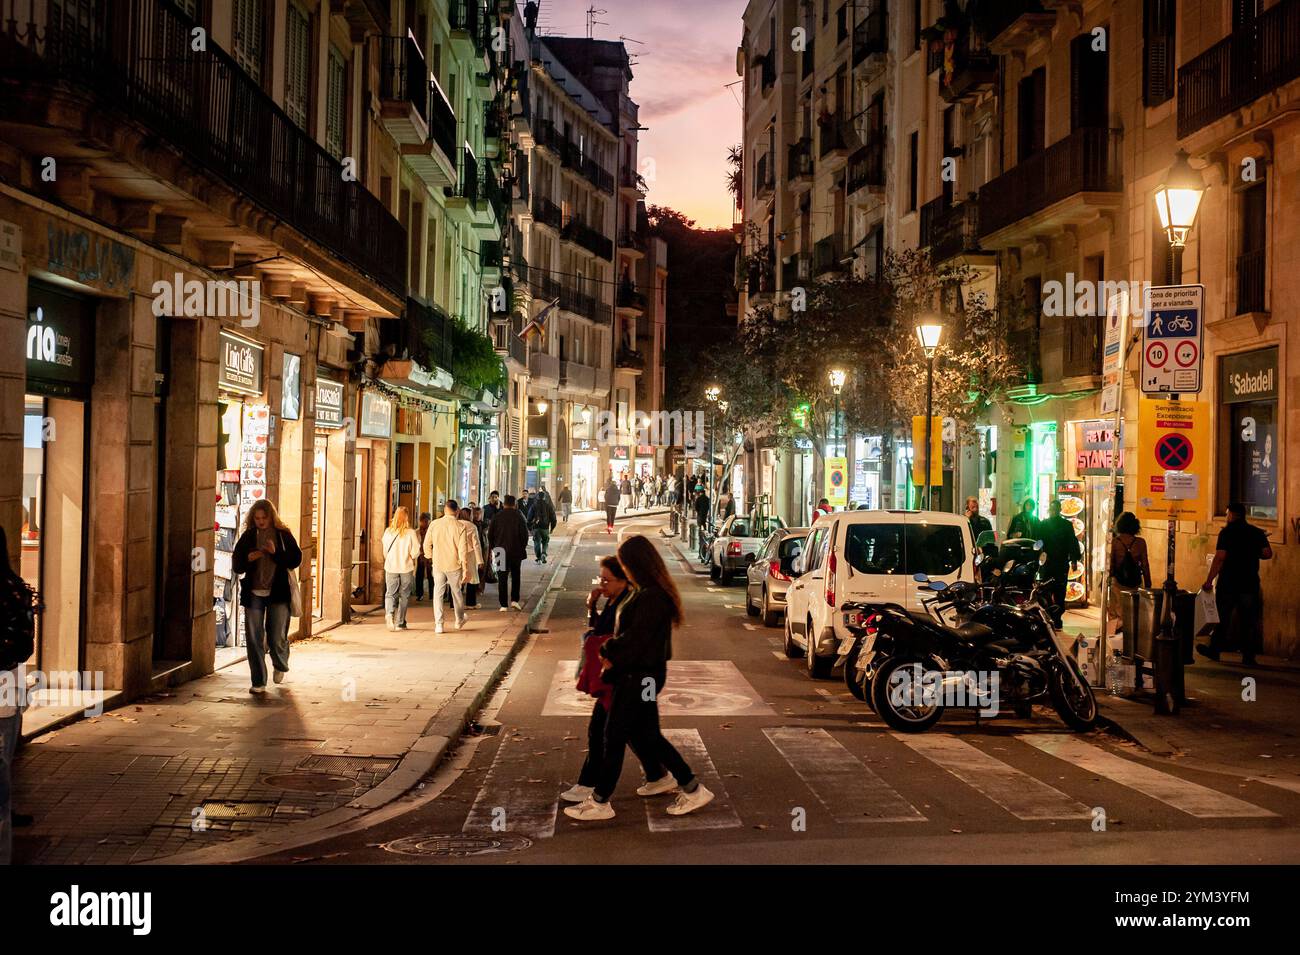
[
  {"x1": 1070, "y1": 31, "x2": 1109, "y2": 131},
  {"x1": 1143, "y1": 0, "x2": 1175, "y2": 107},
  {"x1": 232, "y1": 0, "x2": 263, "y2": 83},
  {"x1": 325, "y1": 45, "x2": 347, "y2": 160},
  {"x1": 284, "y1": 1, "x2": 311, "y2": 130}
]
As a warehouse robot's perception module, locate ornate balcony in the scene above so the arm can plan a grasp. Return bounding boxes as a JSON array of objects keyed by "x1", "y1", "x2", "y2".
[
  {"x1": 847, "y1": 130, "x2": 886, "y2": 199},
  {"x1": 852, "y1": 8, "x2": 887, "y2": 69},
  {"x1": 919, "y1": 193, "x2": 983, "y2": 263}
]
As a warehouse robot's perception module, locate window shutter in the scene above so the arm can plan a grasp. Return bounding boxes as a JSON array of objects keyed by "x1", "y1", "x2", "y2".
[
  {"x1": 233, "y1": 0, "x2": 263, "y2": 83},
  {"x1": 285, "y1": 2, "x2": 311, "y2": 130},
  {"x1": 326, "y1": 46, "x2": 346, "y2": 159},
  {"x1": 1143, "y1": 0, "x2": 1174, "y2": 107}
]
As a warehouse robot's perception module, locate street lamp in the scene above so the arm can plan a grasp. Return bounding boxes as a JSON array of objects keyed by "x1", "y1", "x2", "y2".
[
  {"x1": 1154, "y1": 149, "x2": 1207, "y2": 283},
  {"x1": 534, "y1": 399, "x2": 549, "y2": 416},
  {"x1": 915, "y1": 319, "x2": 944, "y2": 510},
  {"x1": 705, "y1": 385, "x2": 721, "y2": 522}
]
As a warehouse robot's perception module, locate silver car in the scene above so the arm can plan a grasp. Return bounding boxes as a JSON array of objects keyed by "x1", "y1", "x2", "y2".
[{"x1": 745, "y1": 528, "x2": 809, "y2": 627}]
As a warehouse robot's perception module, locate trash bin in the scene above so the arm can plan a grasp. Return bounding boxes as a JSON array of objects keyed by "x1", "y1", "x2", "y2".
[{"x1": 1120, "y1": 587, "x2": 1163, "y2": 662}]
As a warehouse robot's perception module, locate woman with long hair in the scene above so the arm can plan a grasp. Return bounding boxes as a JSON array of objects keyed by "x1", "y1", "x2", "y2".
[
  {"x1": 458, "y1": 507, "x2": 484, "y2": 609},
  {"x1": 563, "y1": 534, "x2": 712, "y2": 821},
  {"x1": 231, "y1": 499, "x2": 302, "y2": 693},
  {"x1": 382, "y1": 506, "x2": 422, "y2": 631}
]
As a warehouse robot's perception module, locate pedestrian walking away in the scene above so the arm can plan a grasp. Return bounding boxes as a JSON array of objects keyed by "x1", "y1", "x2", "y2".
[
  {"x1": 459, "y1": 507, "x2": 485, "y2": 609},
  {"x1": 529, "y1": 489, "x2": 557, "y2": 562},
  {"x1": 488, "y1": 494, "x2": 530, "y2": 611},
  {"x1": 230, "y1": 499, "x2": 303, "y2": 692},
  {"x1": 382, "y1": 507, "x2": 422, "y2": 631},
  {"x1": 413, "y1": 511, "x2": 434, "y2": 601},
  {"x1": 1200, "y1": 502, "x2": 1273, "y2": 665},
  {"x1": 423, "y1": 500, "x2": 471, "y2": 633},
  {"x1": 564, "y1": 534, "x2": 714, "y2": 822},
  {"x1": 560, "y1": 555, "x2": 642, "y2": 804},
  {"x1": 1037, "y1": 500, "x2": 1082, "y2": 629},
  {"x1": 603, "y1": 479, "x2": 621, "y2": 534},
  {"x1": 0, "y1": 525, "x2": 38, "y2": 866},
  {"x1": 558, "y1": 484, "x2": 573, "y2": 522},
  {"x1": 1107, "y1": 511, "x2": 1152, "y2": 620}
]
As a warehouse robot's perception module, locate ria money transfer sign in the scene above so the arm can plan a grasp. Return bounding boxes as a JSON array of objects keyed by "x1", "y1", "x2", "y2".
[{"x1": 1136, "y1": 397, "x2": 1209, "y2": 521}]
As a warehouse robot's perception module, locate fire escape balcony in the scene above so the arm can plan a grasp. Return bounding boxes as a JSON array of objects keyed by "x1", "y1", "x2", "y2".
[{"x1": 977, "y1": 127, "x2": 1122, "y2": 247}]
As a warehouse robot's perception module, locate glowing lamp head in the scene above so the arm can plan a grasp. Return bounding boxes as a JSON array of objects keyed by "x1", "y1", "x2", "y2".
[
  {"x1": 1154, "y1": 150, "x2": 1206, "y2": 248},
  {"x1": 915, "y1": 320, "x2": 944, "y2": 357},
  {"x1": 828, "y1": 368, "x2": 847, "y2": 393}
]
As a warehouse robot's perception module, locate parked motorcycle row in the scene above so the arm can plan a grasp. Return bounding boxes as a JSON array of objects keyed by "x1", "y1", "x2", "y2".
[{"x1": 702, "y1": 517, "x2": 1099, "y2": 735}]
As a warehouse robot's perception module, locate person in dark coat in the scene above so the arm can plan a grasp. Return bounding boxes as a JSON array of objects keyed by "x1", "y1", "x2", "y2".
[
  {"x1": 603, "y1": 479, "x2": 621, "y2": 534},
  {"x1": 487, "y1": 494, "x2": 530, "y2": 611},
  {"x1": 1007, "y1": 498, "x2": 1039, "y2": 540},
  {"x1": 482, "y1": 491, "x2": 502, "y2": 526},
  {"x1": 965, "y1": 496, "x2": 992, "y2": 539},
  {"x1": 561, "y1": 556, "x2": 638, "y2": 804},
  {"x1": 1200, "y1": 502, "x2": 1273, "y2": 665},
  {"x1": 563, "y1": 535, "x2": 713, "y2": 822},
  {"x1": 1037, "y1": 500, "x2": 1081, "y2": 629},
  {"x1": 231, "y1": 499, "x2": 303, "y2": 693},
  {"x1": 558, "y1": 485, "x2": 573, "y2": 522}
]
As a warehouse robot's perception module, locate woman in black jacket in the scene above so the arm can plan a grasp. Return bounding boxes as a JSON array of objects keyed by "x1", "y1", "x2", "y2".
[
  {"x1": 231, "y1": 499, "x2": 303, "y2": 694},
  {"x1": 563, "y1": 535, "x2": 713, "y2": 822}
]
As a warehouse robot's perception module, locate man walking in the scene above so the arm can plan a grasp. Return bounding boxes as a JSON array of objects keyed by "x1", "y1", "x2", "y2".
[
  {"x1": 529, "y1": 488, "x2": 557, "y2": 563},
  {"x1": 1037, "y1": 499, "x2": 1081, "y2": 629},
  {"x1": 488, "y1": 494, "x2": 530, "y2": 611},
  {"x1": 482, "y1": 491, "x2": 502, "y2": 526},
  {"x1": 558, "y1": 484, "x2": 573, "y2": 522},
  {"x1": 1200, "y1": 502, "x2": 1273, "y2": 665},
  {"x1": 965, "y1": 496, "x2": 992, "y2": 539},
  {"x1": 423, "y1": 500, "x2": 470, "y2": 634},
  {"x1": 693, "y1": 484, "x2": 711, "y2": 531},
  {"x1": 1007, "y1": 498, "x2": 1040, "y2": 540}
]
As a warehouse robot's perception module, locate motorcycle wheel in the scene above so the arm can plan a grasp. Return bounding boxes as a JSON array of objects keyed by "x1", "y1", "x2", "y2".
[
  {"x1": 1049, "y1": 656, "x2": 1099, "y2": 731},
  {"x1": 871, "y1": 656, "x2": 945, "y2": 733},
  {"x1": 842, "y1": 640, "x2": 865, "y2": 700}
]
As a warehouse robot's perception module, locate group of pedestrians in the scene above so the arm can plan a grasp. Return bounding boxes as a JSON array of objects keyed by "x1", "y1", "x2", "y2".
[
  {"x1": 562, "y1": 534, "x2": 713, "y2": 821},
  {"x1": 598, "y1": 473, "x2": 678, "y2": 533}
]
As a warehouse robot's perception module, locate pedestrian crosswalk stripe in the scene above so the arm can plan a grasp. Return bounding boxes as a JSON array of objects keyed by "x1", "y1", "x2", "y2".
[
  {"x1": 463, "y1": 733, "x2": 572, "y2": 839},
  {"x1": 893, "y1": 734, "x2": 1091, "y2": 820},
  {"x1": 1021, "y1": 734, "x2": 1278, "y2": 819},
  {"x1": 771, "y1": 650, "x2": 787, "y2": 660},
  {"x1": 646, "y1": 729, "x2": 743, "y2": 832},
  {"x1": 764, "y1": 727, "x2": 926, "y2": 824}
]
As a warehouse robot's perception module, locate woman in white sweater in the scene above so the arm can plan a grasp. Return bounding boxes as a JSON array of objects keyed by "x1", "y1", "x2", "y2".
[{"x1": 382, "y1": 507, "x2": 423, "y2": 630}]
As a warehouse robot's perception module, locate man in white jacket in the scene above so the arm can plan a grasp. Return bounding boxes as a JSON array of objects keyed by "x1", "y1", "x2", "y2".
[{"x1": 424, "y1": 500, "x2": 470, "y2": 633}]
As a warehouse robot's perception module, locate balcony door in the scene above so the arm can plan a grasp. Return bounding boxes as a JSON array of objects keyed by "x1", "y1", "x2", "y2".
[
  {"x1": 1070, "y1": 32, "x2": 1110, "y2": 131},
  {"x1": 1017, "y1": 68, "x2": 1045, "y2": 162}
]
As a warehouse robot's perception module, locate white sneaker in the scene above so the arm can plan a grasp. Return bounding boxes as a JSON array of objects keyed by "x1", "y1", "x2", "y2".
[
  {"x1": 636, "y1": 775, "x2": 679, "y2": 797},
  {"x1": 499, "y1": 606, "x2": 509, "y2": 613},
  {"x1": 435, "y1": 624, "x2": 445, "y2": 634},
  {"x1": 385, "y1": 611, "x2": 394, "y2": 631},
  {"x1": 562, "y1": 797, "x2": 615, "y2": 821},
  {"x1": 666, "y1": 784, "x2": 714, "y2": 816},
  {"x1": 272, "y1": 670, "x2": 286, "y2": 685},
  {"x1": 560, "y1": 784, "x2": 594, "y2": 803},
  {"x1": 510, "y1": 601, "x2": 522, "y2": 611},
  {"x1": 249, "y1": 685, "x2": 267, "y2": 695},
  {"x1": 456, "y1": 617, "x2": 466, "y2": 630}
]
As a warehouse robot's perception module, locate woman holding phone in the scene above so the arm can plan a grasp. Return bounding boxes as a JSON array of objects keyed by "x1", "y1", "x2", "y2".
[{"x1": 231, "y1": 499, "x2": 302, "y2": 694}]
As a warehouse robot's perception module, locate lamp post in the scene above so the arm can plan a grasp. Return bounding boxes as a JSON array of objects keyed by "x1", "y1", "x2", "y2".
[
  {"x1": 1148, "y1": 151, "x2": 1207, "y2": 714},
  {"x1": 828, "y1": 368, "x2": 846, "y2": 512},
  {"x1": 705, "y1": 385, "x2": 721, "y2": 527},
  {"x1": 915, "y1": 320, "x2": 944, "y2": 509}
]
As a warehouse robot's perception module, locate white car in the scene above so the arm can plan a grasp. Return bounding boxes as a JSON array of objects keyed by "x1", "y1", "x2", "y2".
[
  {"x1": 782, "y1": 509, "x2": 978, "y2": 678},
  {"x1": 709, "y1": 514, "x2": 785, "y2": 583}
]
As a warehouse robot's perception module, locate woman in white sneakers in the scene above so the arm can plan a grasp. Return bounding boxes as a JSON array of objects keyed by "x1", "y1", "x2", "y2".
[{"x1": 382, "y1": 506, "x2": 422, "y2": 631}]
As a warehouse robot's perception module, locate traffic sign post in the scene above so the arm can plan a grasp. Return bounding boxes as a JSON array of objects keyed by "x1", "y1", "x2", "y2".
[
  {"x1": 825, "y1": 457, "x2": 848, "y2": 508},
  {"x1": 1141, "y1": 284, "x2": 1205, "y2": 394}
]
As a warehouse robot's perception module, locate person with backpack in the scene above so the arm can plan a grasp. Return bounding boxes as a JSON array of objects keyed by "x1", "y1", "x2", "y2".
[
  {"x1": 529, "y1": 489, "x2": 558, "y2": 563},
  {"x1": 1107, "y1": 512, "x2": 1151, "y2": 634},
  {"x1": 0, "y1": 526, "x2": 37, "y2": 866},
  {"x1": 231, "y1": 499, "x2": 303, "y2": 693}
]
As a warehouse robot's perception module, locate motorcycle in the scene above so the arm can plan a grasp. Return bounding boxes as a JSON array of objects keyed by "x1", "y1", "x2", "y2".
[{"x1": 840, "y1": 556, "x2": 1098, "y2": 733}]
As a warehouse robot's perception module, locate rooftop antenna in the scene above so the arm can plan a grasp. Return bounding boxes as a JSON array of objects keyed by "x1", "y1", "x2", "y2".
[{"x1": 586, "y1": 6, "x2": 608, "y2": 38}]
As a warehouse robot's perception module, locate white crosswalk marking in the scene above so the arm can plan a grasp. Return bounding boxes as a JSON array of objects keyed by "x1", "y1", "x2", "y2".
[
  {"x1": 1021, "y1": 734, "x2": 1278, "y2": 818},
  {"x1": 893, "y1": 734, "x2": 1090, "y2": 820},
  {"x1": 764, "y1": 727, "x2": 926, "y2": 823},
  {"x1": 463, "y1": 733, "x2": 571, "y2": 839},
  {"x1": 646, "y1": 729, "x2": 743, "y2": 832},
  {"x1": 771, "y1": 649, "x2": 788, "y2": 660}
]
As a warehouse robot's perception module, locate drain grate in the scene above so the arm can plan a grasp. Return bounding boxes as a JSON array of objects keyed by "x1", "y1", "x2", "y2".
[
  {"x1": 296, "y1": 754, "x2": 399, "y2": 775},
  {"x1": 261, "y1": 772, "x2": 357, "y2": 793},
  {"x1": 199, "y1": 800, "x2": 278, "y2": 820},
  {"x1": 382, "y1": 833, "x2": 532, "y2": 857}
]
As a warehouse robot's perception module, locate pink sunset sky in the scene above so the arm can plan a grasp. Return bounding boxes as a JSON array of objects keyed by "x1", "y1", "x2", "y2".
[{"x1": 538, "y1": 0, "x2": 747, "y2": 229}]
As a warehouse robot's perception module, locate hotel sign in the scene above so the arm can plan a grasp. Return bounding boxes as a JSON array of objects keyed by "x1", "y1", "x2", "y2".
[{"x1": 218, "y1": 331, "x2": 264, "y2": 396}]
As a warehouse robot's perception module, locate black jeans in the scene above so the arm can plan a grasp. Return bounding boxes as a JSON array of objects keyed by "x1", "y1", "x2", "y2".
[
  {"x1": 1210, "y1": 585, "x2": 1263, "y2": 658},
  {"x1": 594, "y1": 669, "x2": 693, "y2": 802},
  {"x1": 604, "y1": 505, "x2": 617, "y2": 527},
  {"x1": 577, "y1": 698, "x2": 665, "y2": 788},
  {"x1": 413, "y1": 558, "x2": 433, "y2": 600},
  {"x1": 497, "y1": 557, "x2": 522, "y2": 607}
]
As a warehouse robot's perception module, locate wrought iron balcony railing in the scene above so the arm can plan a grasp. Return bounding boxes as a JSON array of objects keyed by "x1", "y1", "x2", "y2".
[
  {"x1": 919, "y1": 193, "x2": 981, "y2": 262},
  {"x1": 853, "y1": 8, "x2": 887, "y2": 66}
]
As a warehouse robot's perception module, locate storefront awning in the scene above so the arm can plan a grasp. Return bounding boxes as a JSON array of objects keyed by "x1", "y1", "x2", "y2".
[{"x1": 378, "y1": 358, "x2": 456, "y2": 399}]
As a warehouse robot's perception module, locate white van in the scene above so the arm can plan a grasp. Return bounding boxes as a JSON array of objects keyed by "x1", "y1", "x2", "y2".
[{"x1": 782, "y1": 509, "x2": 978, "y2": 677}]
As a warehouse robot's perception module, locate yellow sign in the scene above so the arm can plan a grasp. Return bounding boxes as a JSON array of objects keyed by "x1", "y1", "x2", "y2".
[
  {"x1": 1136, "y1": 397, "x2": 1209, "y2": 521},
  {"x1": 825, "y1": 456, "x2": 849, "y2": 507},
  {"x1": 910, "y1": 416, "x2": 943, "y2": 486}
]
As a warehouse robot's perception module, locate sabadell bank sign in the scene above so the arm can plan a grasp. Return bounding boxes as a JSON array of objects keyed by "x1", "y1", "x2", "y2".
[{"x1": 1221, "y1": 347, "x2": 1277, "y2": 404}]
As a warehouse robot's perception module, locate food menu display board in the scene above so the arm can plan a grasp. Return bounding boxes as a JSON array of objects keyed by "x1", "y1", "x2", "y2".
[{"x1": 1056, "y1": 479, "x2": 1088, "y2": 606}]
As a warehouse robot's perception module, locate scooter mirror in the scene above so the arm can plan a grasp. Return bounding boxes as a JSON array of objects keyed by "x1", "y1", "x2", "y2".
[
  {"x1": 974, "y1": 554, "x2": 984, "y2": 566},
  {"x1": 928, "y1": 580, "x2": 948, "y2": 591},
  {"x1": 1033, "y1": 540, "x2": 1045, "y2": 551},
  {"x1": 912, "y1": 572, "x2": 930, "y2": 582}
]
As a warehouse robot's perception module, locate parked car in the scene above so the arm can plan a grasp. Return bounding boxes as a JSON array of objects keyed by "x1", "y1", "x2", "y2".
[
  {"x1": 709, "y1": 514, "x2": 786, "y2": 582},
  {"x1": 782, "y1": 509, "x2": 978, "y2": 678},
  {"x1": 745, "y1": 527, "x2": 810, "y2": 627}
]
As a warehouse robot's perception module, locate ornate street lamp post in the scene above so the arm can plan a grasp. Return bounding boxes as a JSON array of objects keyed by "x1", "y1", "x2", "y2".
[{"x1": 915, "y1": 320, "x2": 944, "y2": 509}]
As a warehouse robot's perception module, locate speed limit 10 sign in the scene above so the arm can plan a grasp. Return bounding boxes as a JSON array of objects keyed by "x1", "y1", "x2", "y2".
[{"x1": 1141, "y1": 284, "x2": 1205, "y2": 394}]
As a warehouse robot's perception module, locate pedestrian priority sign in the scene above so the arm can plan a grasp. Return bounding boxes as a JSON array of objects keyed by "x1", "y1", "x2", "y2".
[
  {"x1": 1136, "y1": 397, "x2": 1209, "y2": 521},
  {"x1": 1141, "y1": 284, "x2": 1204, "y2": 395}
]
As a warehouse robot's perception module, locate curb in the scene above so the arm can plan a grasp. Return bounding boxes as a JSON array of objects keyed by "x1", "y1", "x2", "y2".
[{"x1": 147, "y1": 510, "x2": 658, "y2": 864}]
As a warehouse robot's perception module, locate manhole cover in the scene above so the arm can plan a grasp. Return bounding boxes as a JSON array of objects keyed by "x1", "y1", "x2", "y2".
[
  {"x1": 297, "y1": 754, "x2": 399, "y2": 775},
  {"x1": 200, "y1": 800, "x2": 277, "y2": 820},
  {"x1": 262, "y1": 772, "x2": 357, "y2": 793},
  {"x1": 383, "y1": 833, "x2": 532, "y2": 858}
]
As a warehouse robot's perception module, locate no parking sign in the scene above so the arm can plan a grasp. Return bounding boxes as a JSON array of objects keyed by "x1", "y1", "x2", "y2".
[{"x1": 1136, "y1": 397, "x2": 1209, "y2": 521}]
